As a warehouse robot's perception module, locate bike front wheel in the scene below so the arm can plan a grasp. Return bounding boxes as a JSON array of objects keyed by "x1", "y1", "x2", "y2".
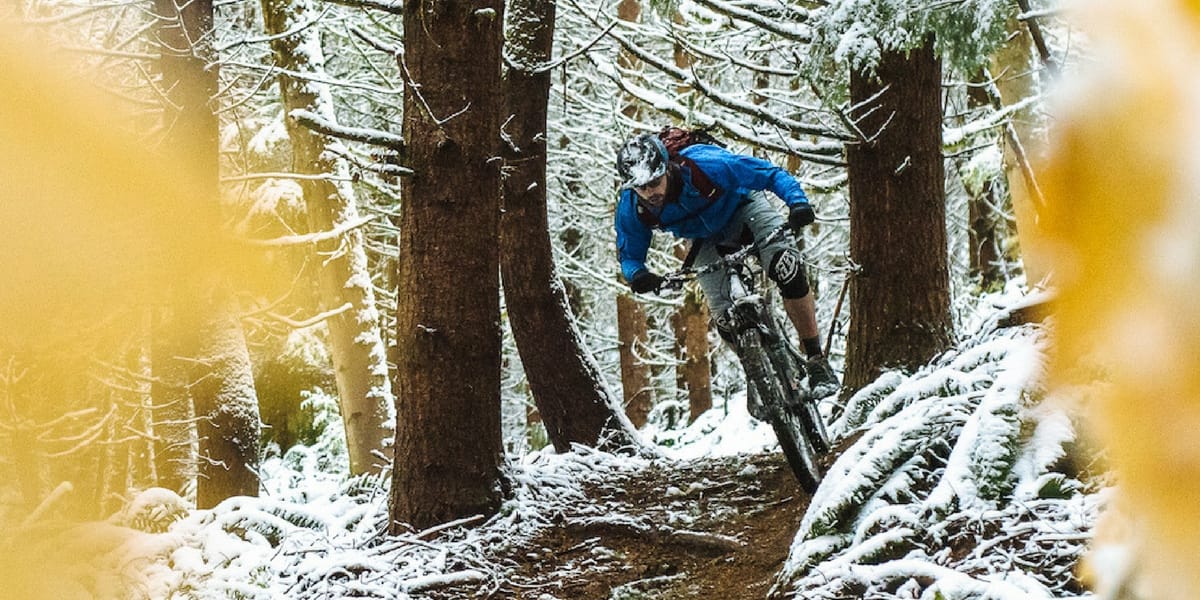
[
  {"x1": 769, "y1": 406, "x2": 822, "y2": 494},
  {"x1": 770, "y1": 326, "x2": 833, "y2": 457},
  {"x1": 738, "y1": 331, "x2": 822, "y2": 493}
]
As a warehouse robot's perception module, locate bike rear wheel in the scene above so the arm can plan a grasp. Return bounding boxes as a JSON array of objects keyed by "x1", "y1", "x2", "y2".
[
  {"x1": 737, "y1": 331, "x2": 822, "y2": 493},
  {"x1": 770, "y1": 329, "x2": 833, "y2": 456}
]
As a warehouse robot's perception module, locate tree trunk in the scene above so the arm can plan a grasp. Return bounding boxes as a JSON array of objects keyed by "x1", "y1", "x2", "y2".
[
  {"x1": 617, "y1": 0, "x2": 642, "y2": 106},
  {"x1": 612, "y1": 0, "x2": 656, "y2": 429},
  {"x1": 991, "y1": 14, "x2": 1049, "y2": 284},
  {"x1": 672, "y1": 286, "x2": 712, "y2": 423},
  {"x1": 500, "y1": 0, "x2": 639, "y2": 453},
  {"x1": 968, "y1": 182, "x2": 1004, "y2": 290},
  {"x1": 616, "y1": 293, "x2": 653, "y2": 428},
  {"x1": 151, "y1": 308, "x2": 196, "y2": 495},
  {"x1": 262, "y1": 0, "x2": 394, "y2": 476},
  {"x1": 963, "y1": 70, "x2": 1007, "y2": 293},
  {"x1": 669, "y1": 244, "x2": 711, "y2": 422},
  {"x1": 390, "y1": 0, "x2": 507, "y2": 531},
  {"x1": 843, "y1": 37, "x2": 954, "y2": 393},
  {"x1": 193, "y1": 295, "x2": 262, "y2": 507},
  {"x1": 153, "y1": 0, "x2": 261, "y2": 507},
  {"x1": 666, "y1": 15, "x2": 712, "y2": 423}
]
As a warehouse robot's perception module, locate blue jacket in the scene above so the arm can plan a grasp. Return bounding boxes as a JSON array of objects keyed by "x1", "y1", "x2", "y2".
[{"x1": 615, "y1": 144, "x2": 810, "y2": 282}]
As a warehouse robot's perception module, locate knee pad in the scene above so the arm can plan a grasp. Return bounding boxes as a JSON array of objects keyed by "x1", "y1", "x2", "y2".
[{"x1": 768, "y1": 248, "x2": 810, "y2": 298}]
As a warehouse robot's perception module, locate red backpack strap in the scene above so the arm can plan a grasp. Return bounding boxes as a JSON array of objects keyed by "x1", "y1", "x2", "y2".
[
  {"x1": 676, "y1": 155, "x2": 723, "y2": 201},
  {"x1": 657, "y1": 126, "x2": 724, "y2": 201}
]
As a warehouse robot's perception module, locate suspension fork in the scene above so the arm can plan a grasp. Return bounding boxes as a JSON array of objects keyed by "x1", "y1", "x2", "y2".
[{"x1": 727, "y1": 268, "x2": 804, "y2": 404}]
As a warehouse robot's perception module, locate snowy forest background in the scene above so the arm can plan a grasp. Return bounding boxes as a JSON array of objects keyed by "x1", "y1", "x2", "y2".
[{"x1": 3, "y1": 0, "x2": 1199, "y2": 598}]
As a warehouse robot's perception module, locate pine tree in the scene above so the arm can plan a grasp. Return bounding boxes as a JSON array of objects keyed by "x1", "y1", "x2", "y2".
[
  {"x1": 389, "y1": 0, "x2": 508, "y2": 530},
  {"x1": 500, "y1": 0, "x2": 640, "y2": 452}
]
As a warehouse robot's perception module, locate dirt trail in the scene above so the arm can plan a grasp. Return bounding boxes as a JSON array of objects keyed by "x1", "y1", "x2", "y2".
[{"x1": 487, "y1": 448, "x2": 843, "y2": 600}]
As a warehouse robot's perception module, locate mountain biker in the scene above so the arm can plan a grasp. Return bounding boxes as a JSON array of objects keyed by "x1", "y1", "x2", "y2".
[{"x1": 614, "y1": 132, "x2": 840, "y2": 401}]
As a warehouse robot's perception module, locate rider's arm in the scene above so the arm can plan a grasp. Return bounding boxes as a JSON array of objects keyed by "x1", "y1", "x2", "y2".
[
  {"x1": 695, "y1": 146, "x2": 811, "y2": 208},
  {"x1": 615, "y1": 190, "x2": 653, "y2": 283}
]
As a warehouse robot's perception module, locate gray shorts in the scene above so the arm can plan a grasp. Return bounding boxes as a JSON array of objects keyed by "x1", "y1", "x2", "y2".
[{"x1": 693, "y1": 191, "x2": 793, "y2": 316}]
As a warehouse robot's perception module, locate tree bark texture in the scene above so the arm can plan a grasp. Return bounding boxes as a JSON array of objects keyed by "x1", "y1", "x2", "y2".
[
  {"x1": 843, "y1": 38, "x2": 954, "y2": 393},
  {"x1": 154, "y1": 0, "x2": 261, "y2": 507},
  {"x1": 500, "y1": 0, "x2": 639, "y2": 453},
  {"x1": 613, "y1": 0, "x2": 656, "y2": 428},
  {"x1": 672, "y1": 286, "x2": 712, "y2": 423},
  {"x1": 262, "y1": 0, "x2": 395, "y2": 476},
  {"x1": 193, "y1": 296, "x2": 262, "y2": 507},
  {"x1": 390, "y1": 0, "x2": 507, "y2": 531},
  {"x1": 616, "y1": 293, "x2": 653, "y2": 428},
  {"x1": 152, "y1": 0, "x2": 218, "y2": 189},
  {"x1": 151, "y1": 309, "x2": 196, "y2": 495}
]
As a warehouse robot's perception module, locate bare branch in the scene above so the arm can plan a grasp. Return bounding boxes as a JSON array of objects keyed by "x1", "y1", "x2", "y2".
[
  {"x1": 505, "y1": 19, "x2": 619, "y2": 75},
  {"x1": 1015, "y1": 0, "x2": 1058, "y2": 72},
  {"x1": 221, "y1": 60, "x2": 402, "y2": 96},
  {"x1": 595, "y1": 63, "x2": 845, "y2": 165},
  {"x1": 215, "y1": 4, "x2": 329, "y2": 53},
  {"x1": 325, "y1": 0, "x2": 404, "y2": 15},
  {"x1": 221, "y1": 171, "x2": 355, "y2": 183},
  {"x1": 20, "y1": 482, "x2": 74, "y2": 528},
  {"x1": 578, "y1": 11, "x2": 849, "y2": 145},
  {"x1": 400, "y1": 570, "x2": 488, "y2": 594},
  {"x1": 265, "y1": 303, "x2": 353, "y2": 329}
]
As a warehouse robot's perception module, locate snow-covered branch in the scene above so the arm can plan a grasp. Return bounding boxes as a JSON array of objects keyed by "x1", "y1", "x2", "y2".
[
  {"x1": 290, "y1": 109, "x2": 409, "y2": 154},
  {"x1": 595, "y1": 63, "x2": 846, "y2": 165},
  {"x1": 589, "y1": 18, "x2": 848, "y2": 145},
  {"x1": 324, "y1": 0, "x2": 404, "y2": 14},
  {"x1": 689, "y1": 0, "x2": 812, "y2": 42},
  {"x1": 238, "y1": 214, "x2": 379, "y2": 247}
]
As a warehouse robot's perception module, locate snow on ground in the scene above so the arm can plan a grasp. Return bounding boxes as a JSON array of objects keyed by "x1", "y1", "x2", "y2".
[
  {"x1": 6, "y1": 284, "x2": 1101, "y2": 599},
  {"x1": 643, "y1": 387, "x2": 779, "y2": 460},
  {"x1": 774, "y1": 287, "x2": 1100, "y2": 599}
]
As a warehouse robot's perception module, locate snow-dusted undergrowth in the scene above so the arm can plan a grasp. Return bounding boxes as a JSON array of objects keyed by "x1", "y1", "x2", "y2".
[
  {"x1": 772, "y1": 292, "x2": 1100, "y2": 599},
  {"x1": 7, "y1": 289, "x2": 1100, "y2": 599},
  {"x1": 64, "y1": 441, "x2": 651, "y2": 599}
]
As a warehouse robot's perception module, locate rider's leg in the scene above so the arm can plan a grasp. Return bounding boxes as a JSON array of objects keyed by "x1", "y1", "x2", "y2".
[
  {"x1": 775, "y1": 274, "x2": 839, "y2": 397},
  {"x1": 782, "y1": 294, "x2": 819, "y2": 346},
  {"x1": 745, "y1": 197, "x2": 842, "y2": 397},
  {"x1": 693, "y1": 239, "x2": 733, "y2": 330},
  {"x1": 696, "y1": 197, "x2": 759, "y2": 339},
  {"x1": 738, "y1": 194, "x2": 822, "y2": 356}
]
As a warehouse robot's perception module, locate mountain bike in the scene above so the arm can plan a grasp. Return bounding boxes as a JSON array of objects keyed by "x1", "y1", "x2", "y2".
[{"x1": 660, "y1": 227, "x2": 831, "y2": 493}]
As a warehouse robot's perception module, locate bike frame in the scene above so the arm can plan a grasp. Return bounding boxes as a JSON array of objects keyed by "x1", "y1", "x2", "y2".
[{"x1": 661, "y1": 227, "x2": 831, "y2": 491}]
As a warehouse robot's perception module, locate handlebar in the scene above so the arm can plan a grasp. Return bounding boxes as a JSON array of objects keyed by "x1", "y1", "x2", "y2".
[{"x1": 655, "y1": 226, "x2": 792, "y2": 295}]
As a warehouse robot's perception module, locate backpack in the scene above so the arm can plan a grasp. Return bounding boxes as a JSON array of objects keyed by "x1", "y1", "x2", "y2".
[
  {"x1": 658, "y1": 126, "x2": 725, "y2": 154},
  {"x1": 631, "y1": 126, "x2": 727, "y2": 229}
]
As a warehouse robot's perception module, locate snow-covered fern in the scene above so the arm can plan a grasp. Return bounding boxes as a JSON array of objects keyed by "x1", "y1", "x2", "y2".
[{"x1": 774, "y1": 322, "x2": 1095, "y2": 599}]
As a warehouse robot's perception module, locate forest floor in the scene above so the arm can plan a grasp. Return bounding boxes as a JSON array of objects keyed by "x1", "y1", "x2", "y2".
[{"x1": 472, "y1": 438, "x2": 854, "y2": 600}]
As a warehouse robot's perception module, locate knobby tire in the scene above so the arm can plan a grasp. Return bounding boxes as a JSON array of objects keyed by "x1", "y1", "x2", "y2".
[
  {"x1": 797, "y1": 397, "x2": 831, "y2": 456},
  {"x1": 767, "y1": 323, "x2": 832, "y2": 456},
  {"x1": 737, "y1": 330, "x2": 822, "y2": 493}
]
